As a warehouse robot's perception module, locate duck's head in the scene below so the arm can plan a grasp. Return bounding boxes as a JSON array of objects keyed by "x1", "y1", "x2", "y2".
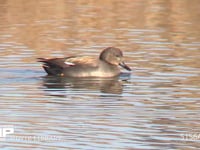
[{"x1": 99, "y1": 47, "x2": 131, "y2": 71}]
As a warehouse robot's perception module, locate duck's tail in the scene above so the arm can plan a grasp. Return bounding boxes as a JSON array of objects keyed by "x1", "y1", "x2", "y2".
[{"x1": 37, "y1": 58, "x2": 64, "y2": 76}]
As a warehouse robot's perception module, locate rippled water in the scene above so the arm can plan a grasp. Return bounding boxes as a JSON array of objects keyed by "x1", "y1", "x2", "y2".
[{"x1": 0, "y1": 0, "x2": 200, "y2": 149}]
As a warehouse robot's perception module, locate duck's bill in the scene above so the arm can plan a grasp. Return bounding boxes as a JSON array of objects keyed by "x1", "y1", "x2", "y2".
[{"x1": 119, "y1": 62, "x2": 132, "y2": 71}]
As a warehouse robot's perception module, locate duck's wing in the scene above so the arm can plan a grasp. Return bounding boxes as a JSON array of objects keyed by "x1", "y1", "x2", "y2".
[
  {"x1": 37, "y1": 56, "x2": 97, "y2": 75},
  {"x1": 64, "y1": 56, "x2": 98, "y2": 67}
]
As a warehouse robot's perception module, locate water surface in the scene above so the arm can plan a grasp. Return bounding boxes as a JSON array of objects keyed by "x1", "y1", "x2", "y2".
[{"x1": 0, "y1": 0, "x2": 200, "y2": 149}]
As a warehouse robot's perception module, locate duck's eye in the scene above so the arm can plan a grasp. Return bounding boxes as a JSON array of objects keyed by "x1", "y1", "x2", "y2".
[{"x1": 116, "y1": 55, "x2": 120, "y2": 57}]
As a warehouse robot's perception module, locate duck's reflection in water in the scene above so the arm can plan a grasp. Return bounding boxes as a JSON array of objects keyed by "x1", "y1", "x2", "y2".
[{"x1": 41, "y1": 73, "x2": 131, "y2": 97}]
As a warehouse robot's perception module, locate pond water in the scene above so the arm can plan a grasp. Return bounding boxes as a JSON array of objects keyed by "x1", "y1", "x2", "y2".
[{"x1": 0, "y1": 0, "x2": 200, "y2": 149}]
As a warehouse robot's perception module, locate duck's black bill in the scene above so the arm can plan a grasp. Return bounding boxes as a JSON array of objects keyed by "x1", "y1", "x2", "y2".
[{"x1": 119, "y1": 62, "x2": 131, "y2": 71}]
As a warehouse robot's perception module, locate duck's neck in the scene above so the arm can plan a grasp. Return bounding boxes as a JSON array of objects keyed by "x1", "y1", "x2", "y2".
[{"x1": 99, "y1": 60, "x2": 120, "y2": 74}]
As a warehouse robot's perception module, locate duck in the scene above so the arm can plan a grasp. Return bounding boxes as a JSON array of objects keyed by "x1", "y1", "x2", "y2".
[{"x1": 38, "y1": 47, "x2": 131, "y2": 77}]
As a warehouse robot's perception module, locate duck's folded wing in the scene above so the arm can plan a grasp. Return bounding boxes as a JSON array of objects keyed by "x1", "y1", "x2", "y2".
[
  {"x1": 37, "y1": 56, "x2": 98, "y2": 75},
  {"x1": 38, "y1": 56, "x2": 97, "y2": 68},
  {"x1": 64, "y1": 56, "x2": 98, "y2": 67}
]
